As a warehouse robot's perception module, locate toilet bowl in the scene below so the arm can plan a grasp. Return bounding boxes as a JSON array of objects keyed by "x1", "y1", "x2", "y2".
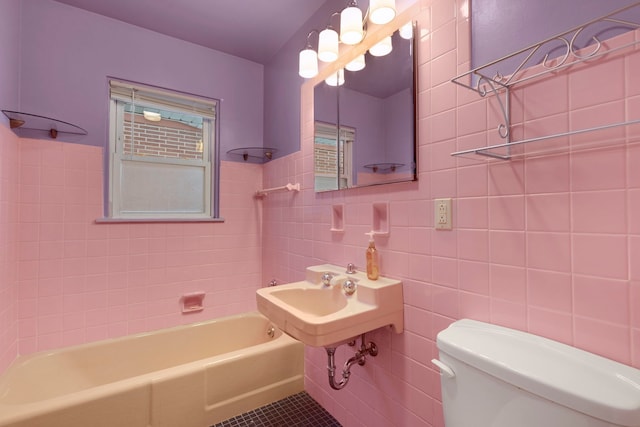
[{"x1": 432, "y1": 319, "x2": 640, "y2": 427}]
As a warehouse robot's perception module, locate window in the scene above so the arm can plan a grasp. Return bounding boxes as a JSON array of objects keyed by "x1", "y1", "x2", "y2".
[
  {"x1": 108, "y1": 80, "x2": 219, "y2": 220},
  {"x1": 314, "y1": 121, "x2": 354, "y2": 191}
]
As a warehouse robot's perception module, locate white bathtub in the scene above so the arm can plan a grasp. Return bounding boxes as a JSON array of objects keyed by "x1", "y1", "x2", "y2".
[{"x1": 0, "y1": 312, "x2": 304, "y2": 427}]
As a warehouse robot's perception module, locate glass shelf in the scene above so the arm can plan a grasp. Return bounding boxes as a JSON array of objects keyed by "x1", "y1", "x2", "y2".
[
  {"x1": 227, "y1": 147, "x2": 277, "y2": 163},
  {"x1": 363, "y1": 163, "x2": 405, "y2": 173},
  {"x1": 452, "y1": 118, "x2": 640, "y2": 160},
  {"x1": 2, "y1": 110, "x2": 87, "y2": 139}
]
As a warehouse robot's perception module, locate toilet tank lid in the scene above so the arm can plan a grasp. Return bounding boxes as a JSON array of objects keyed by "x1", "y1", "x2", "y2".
[{"x1": 437, "y1": 319, "x2": 640, "y2": 427}]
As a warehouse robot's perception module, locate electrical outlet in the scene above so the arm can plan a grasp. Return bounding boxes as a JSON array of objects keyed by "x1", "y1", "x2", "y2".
[{"x1": 434, "y1": 198, "x2": 452, "y2": 230}]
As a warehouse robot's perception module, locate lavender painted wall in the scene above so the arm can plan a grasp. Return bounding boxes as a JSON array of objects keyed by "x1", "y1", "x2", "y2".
[
  {"x1": 263, "y1": 0, "x2": 346, "y2": 159},
  {"x1": 0, "y1": 0, "x2": 21, "y2": 121},
  {"x1": 472, "y1": 0, "x2": 640, "y2": 67},
  {"x1": 383, "y1": 88, "x2": 413, "y2": 165},
  {"x1": 339, "y1": 87, "x2": 386, "y2": 172},
  {"x1": 18, "y1": 0, "x2": 263, "y2": 162}
]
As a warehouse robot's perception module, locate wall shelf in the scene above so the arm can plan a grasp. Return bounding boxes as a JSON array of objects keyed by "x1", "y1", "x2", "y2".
[
  {"x1": 363, "y1": 163, "x2": 405, "y2": 173},
  {"x1": 227, "y1": 147, "x2": 277, "y2": 163},
  {"x1": 450, "y1": 2, "x2": 640, "y2": 160},
  {"x1": 2, "y1": 110, "x2": 87, "y2": 139}
]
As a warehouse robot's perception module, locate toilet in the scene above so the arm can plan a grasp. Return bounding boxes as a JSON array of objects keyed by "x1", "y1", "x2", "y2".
[{"x1": 432, "y1": 319, "x2": 640, "y2": 427}]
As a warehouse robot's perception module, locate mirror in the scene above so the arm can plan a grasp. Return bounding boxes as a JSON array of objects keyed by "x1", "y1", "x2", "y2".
[{"x1": 314, "y1": 23, "x2": 417, "y2": 192}]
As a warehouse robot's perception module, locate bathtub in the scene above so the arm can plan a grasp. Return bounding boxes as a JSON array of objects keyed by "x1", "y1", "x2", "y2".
[{"x1": 0, "y1": 312, "x2": 304, "y2": 427}]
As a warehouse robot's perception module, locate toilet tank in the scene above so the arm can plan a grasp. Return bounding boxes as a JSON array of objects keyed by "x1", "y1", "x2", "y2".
[{"x1": 433, "y1": 319, "x2": 640, "y2": 427}]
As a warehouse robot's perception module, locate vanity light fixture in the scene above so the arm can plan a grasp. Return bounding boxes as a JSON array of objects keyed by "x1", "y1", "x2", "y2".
[
  {"x1": 325, "y1": 69, "x2": 345, "y2": 86},
  {"x1": 318, "y1": 28, "x2": 339, "y2": 62},
  {"x1": 340, "y1": 1, "x2": 365, "y2": 45},
  {"x1": 345, "y1": 53, "x2": 366, "y2": 71},
  {"x1": 299, "y1": 30, "x2": 319, "y2": 78},
  {"x1": 369, "y1": 35, "x2": 393, "y2": 56},
  {"x1": 369, "y1": 0, "x2": 396, "y2": 25},
  {"x1": 298, "y1": 0, "x2": 397, "y2": 79},
  {"x1": 318, "y1": 13, "x2": 340, "y2": 62}
]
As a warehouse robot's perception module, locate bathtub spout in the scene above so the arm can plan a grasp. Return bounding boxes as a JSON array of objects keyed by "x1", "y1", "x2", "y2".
[{"x1": 325, "y1": 333, "x2": 378, "y2": 390}]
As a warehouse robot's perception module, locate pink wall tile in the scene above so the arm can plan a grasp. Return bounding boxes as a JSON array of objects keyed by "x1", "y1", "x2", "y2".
[
  {"x1": 457, "y1": 164, "x2": 487, "y2": 197},
  {"x1": 570, "y1": 57, "x2": 625, "y2": 110},
  {"x1": 0, "y1": 125, "x2": 19, "y2": 373},
  {"x1": 431, "y1": 81, "x2": 456, "y2": 115},
  {"x1": 490, "y1": 264, "x2": 526, "y2": 303},
  {"x1": 489, "y1": 196, "x2": 524, "y2": 230},
  {"x1": 456, "y1": 197, "x2": 487, "y2": 228},
  {"x1": 572, "y1": 190, "x2": 627, "y2": 234},
  {"x1": 523, "y1": 75, "x2": 568, "y2": 121},
  {"x1": 632, "y1": 282, "x2": 640, "y2": 329},
  {"x1": 488, "y1": 160, "x2": 525, "y2": 196},
  {"x1": 527, "y1": 232, "x2": 571, "y2": 273},
  {"x1": 526, "y1": 193, "x2": 570, "y2": 232},
  {"x1": 574, "y1": 276, "x2": 629, "y2": 325},
  {"x1": 457, "y1": 229, "x2": 488, "y2": 262},
  {"x1": 489, "y1": 230, "x2": 525, "y2": 266},
  {"x1": 572, "y1": 234, "x2": 628, "y2": 279},
  {"x1": 9, "y1": 140, "x2": 264, "y2": 356},
  {"x1": 525, "y1": 153, "x2": 569, "y2": 194},
  {"x1": 457, "y1": 100, "x2": 487, "y2": 137},
  {"x1": 574, "y1": 316, "x2": 631, "y2": 363},
  {"x1": 527, "y1": 269, "x2": 572, "y2": 312},
  {"x1": 527, "y1": 307, "x2": 573, "y2": 344}
]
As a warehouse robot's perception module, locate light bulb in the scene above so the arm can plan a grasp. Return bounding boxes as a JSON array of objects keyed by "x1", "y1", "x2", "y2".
[
  {"x1": 340, "y1": 5, "x2": 364, "y2": 45},
  {"x1": 318, "y1": 28, "x2": 339, "y2": 62},
  {"x1": 369, "y1": 36, "x2": 393, "y2": 57},
  {"x1": 298, "y1": 48, "x2": 318, "y2": 78},
  {"x1": 345, "y1": 54, "x2": 366, "y2": 72},
  {"x1": 369, "y1": 0, "x2": 396, "y2": 25},
  {"x1": 325, "y1": 69, "x2": 345, "y2": 86},
  {"x1": 399, "y1": 22, "x2": 413, "y2": 40}
]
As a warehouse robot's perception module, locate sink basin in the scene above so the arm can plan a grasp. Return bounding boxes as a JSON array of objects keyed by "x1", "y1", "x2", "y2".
[
  {"x1": 256, "y1": 264, "x2": 404, "y2": 347},
  {"x1": 268, "y1": 286, "x2": 348, "y2": 316}
]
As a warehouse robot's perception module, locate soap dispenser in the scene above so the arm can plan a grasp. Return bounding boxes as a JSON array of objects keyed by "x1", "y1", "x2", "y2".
[{"x1": 365, "y1": 231, "x2": 379, "y2": 280}]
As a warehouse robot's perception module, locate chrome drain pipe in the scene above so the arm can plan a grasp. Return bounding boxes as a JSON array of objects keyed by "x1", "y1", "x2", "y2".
[{"x1": 325, "y1": 333, "x2": 378, "y2": 390}]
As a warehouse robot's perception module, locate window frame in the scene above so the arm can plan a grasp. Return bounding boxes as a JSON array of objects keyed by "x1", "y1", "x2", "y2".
[{"x1": 107, "y1": 79, "x2": 221, "y2": 221}]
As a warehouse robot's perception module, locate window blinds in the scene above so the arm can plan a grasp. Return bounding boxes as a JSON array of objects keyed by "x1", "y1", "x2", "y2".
[{"x1": 109, "y1": 79, "x2": 217, "y2": 119}]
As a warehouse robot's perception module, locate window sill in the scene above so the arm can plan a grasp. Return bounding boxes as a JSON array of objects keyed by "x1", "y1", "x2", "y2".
[{"x1": 95, "y1": 217, "x2": 225, "y2": 224}]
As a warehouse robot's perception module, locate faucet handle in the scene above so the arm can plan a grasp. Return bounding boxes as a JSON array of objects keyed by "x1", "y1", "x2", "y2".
[
  {"x1": 343, "y1": 278, "x2": 357, "y2": 295},
  {"x1": 321, "y1": 272, "x2": 334, "y2": 286},
  {"x1": 346, "y1": 263, "x2": 357, "y2": 274}
]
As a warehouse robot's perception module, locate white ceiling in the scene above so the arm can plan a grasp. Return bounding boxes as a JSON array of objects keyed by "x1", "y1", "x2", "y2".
[{"x1": 52, "y1": 0, "x2": 330, "y2": 64}]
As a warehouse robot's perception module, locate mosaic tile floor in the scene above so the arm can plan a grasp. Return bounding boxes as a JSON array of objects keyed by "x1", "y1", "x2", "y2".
[{"x1": 212, "y1": 391, "x2": 342, "y2": 427}]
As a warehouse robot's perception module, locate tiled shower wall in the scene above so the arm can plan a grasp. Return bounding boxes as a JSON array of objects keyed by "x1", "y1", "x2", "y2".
[
  {"x1": 13, "y1": 138, "x2": 263, "y2": 357},
  {"x1": 262, "y1": 0, "x2": 640, "y2": 426},
  {"x1": 0, "y1": 125, "x2": 19, "y2": 373}
]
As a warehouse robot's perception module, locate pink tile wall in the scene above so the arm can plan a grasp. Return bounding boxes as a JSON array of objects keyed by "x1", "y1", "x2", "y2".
[
  {"x1": 263, "y1": 1, "x2": 640, "y2": 426},
  {"x1": 0, "y1": 124, "x2": 19, "y2": 373},
  {"x1": 15, "y1": 139, "x2": 262, "y2": 356}
]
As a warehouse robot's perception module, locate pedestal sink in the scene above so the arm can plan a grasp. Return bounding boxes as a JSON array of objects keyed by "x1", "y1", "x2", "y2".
[{"x1": 256, "y1": 264, "x2": 404, "y2": 347}]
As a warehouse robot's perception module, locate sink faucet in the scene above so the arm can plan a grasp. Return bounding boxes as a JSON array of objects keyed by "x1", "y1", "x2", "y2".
[
  {"x1": 321, "y1": 272, "x2": 334, "y2": 287},
  {"x1": 346, "y1": 263, "x2": 357, "y2": 274}
]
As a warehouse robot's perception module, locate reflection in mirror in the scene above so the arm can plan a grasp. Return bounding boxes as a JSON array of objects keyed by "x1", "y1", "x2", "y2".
[{"x1": 314, "y1": 22, "x2": 417, "y2": 192}]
